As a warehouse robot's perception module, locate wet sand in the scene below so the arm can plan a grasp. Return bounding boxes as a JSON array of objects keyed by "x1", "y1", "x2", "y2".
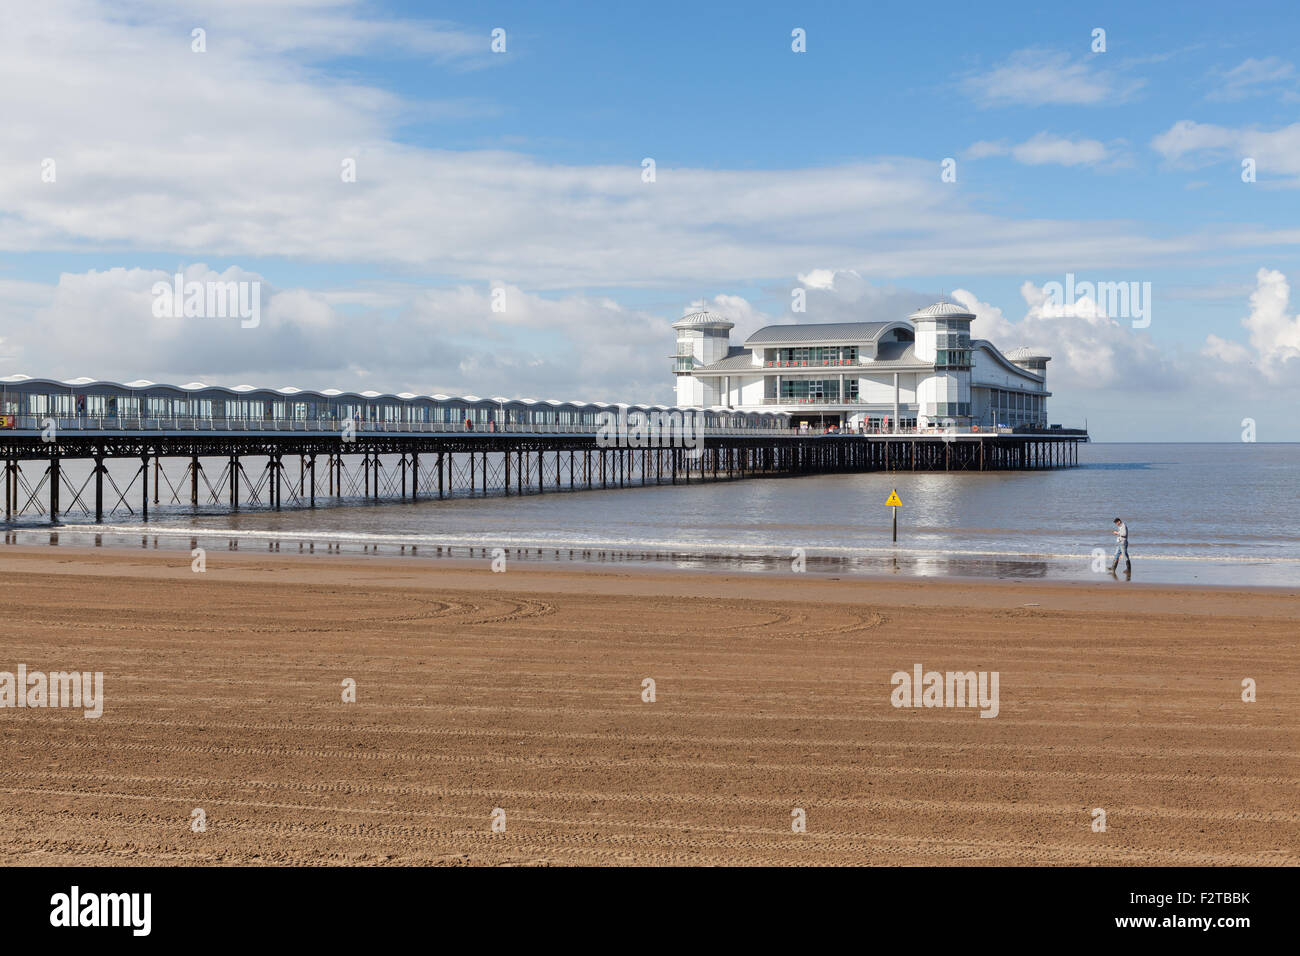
[{"x1": 0, "y1": 545, "x2": 1295, "y2": 865}]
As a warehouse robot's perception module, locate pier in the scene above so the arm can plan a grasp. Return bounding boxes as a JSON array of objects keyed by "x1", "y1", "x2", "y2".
[{"x1": 0, "y1": 421, "x2": 1087, "y2": 522}]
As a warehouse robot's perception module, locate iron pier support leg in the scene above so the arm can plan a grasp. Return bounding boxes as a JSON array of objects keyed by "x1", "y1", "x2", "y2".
[
  {"x1": 438, "y1": 451, "x2": 444, "y2": 499},
  {"x1": 192, "y1": 455, "x2": 199, "y2": 505},
  {"x1": 153, "y1": 455, "x2": 160, "y2": 505},
  {"x1": 94, "y1": 455, "x2": 104, "y2": 522},
  {"x1": 411, "y1": 452, "x2": 418, "y2": 501},
  {"x1": 4, "y1": 460, "x2": 10, "y2": 521},
  {"x1": 310, "y1": 454, "x2": 317, "y2": 507},
  {"x1": 49, "y1": 456, "x2": 60, "y2": 520},
  {"x1": 141, "y1": 455, "x2": 149, "y2": 520}
]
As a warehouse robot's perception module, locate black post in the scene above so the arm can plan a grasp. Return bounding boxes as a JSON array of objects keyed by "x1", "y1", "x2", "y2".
[
  {"x1": 49, "y1": 456, "x2": 60, "y2": 519},
  {"x1": 94, "y1": 455, "x2": 104, "y2": 522}
]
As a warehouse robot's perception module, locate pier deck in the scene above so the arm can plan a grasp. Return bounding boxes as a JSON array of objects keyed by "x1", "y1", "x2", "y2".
[{"x1": 0, "y1": 426, "x2": 1087, "y2": 522}]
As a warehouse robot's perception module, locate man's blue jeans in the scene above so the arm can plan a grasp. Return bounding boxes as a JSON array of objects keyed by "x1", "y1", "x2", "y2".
[{"x1": 1113, "y1": 538, "x2": 1129, "y2": 566}]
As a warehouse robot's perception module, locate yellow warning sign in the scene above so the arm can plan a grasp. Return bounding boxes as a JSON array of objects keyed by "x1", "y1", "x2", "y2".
[{"x1": 885, "y1": 489, "x2": 902, "y2": 507}]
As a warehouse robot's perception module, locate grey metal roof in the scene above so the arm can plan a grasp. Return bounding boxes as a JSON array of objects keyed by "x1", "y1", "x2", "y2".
[
  {"x1": 694, "y1": 349, "x2": 758, "y2": 372},
  {"x1": 1004, "y1": 346, "x2": 1052, "y2": 361},
  {"x1": 865, "y1": 341, "x2": 923, "y2": 367},
  {"x1": 743, "y1": 321, "x2": 903, "y2": 347},
  {"x1": 972, "y1": 341, "x2": 1046, "y2": 382},
  {"x1": 909, "y1": 302, "x2": 976, "y2": 320},
  {"x1": 672, "y1": 310, "x2": 734, "y2": 330}
]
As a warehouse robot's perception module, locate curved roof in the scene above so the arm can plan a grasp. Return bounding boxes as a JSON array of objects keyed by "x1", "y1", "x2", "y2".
[
  {"x1": 908, "y1": 301, "x2": 976, "y2": 321},
  {"x1": 672, "y1": 310, "x2": 734, "y2": 331},
  {"x1": 0, "y1": 374, "x2": 787, "y2": 418},
  {"x1": 973, "y1": 341, "x2": 1046, "y2": 382},
  {"x1": 744, "y1": 321, "x2": 911, "y2": 347},
  {"x1": 1004, "y1": 347, "x2": 1052, "y2": 362}
]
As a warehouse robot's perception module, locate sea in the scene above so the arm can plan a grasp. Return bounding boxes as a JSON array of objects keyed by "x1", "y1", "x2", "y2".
[{"x1": 2, "y1": 443, "x2": 1297, "y2": 587}]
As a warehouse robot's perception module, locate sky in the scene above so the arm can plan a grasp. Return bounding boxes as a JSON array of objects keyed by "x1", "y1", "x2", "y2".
[{"x1": 1, "y1": 0, "x2": 1298, "y2": 440}]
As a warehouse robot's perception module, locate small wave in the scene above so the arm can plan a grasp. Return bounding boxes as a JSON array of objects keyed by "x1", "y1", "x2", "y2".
[{"x1": 26, "y1": 524, "x2": 1300, "y2": 565}]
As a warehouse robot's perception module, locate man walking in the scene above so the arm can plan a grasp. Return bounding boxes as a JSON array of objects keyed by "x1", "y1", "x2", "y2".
[{"x1": 1109, "y1": 517, "x2": 1130, "y2": 573}]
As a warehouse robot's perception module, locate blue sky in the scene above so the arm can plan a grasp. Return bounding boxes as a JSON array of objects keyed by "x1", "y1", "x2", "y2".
[{"x1": 1, "y1": 0, "x2": 1298, "y2": 439}]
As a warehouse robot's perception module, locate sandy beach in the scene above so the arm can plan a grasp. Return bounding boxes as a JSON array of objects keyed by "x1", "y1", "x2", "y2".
[{"x1": 0, "y1": 544, "x2": 1295, "y2": 866}]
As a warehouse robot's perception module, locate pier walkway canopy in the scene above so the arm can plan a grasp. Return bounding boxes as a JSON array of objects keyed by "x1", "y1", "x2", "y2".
[{"x1": 0, "y1": 376, "x2": 789, "y2": 435}]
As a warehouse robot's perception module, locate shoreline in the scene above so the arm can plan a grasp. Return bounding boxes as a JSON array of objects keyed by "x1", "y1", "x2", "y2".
[
  {"x1": 1, "y1": 543, "x2": 1297, "y2": 613},
  {"x1": 3, "y1": 526, "x2": 1297, "y2": 591}
]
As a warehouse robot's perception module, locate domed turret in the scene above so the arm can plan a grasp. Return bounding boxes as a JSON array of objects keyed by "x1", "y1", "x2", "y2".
[
  {"x1": 672, "y1": 310, "x2": 735, "y2": 332},
  {"x1": 673, "y1": 310, "x2": 734, "y2": 405},
  {"x1": 910, "y1": 302, "x2": 974, "y2": 426},
  {"x1": 1005, "y1": 347, "x2": 1051, "y2": 378},
  {"x1": 907, "y1": 302, "x2": 976, "y2": 323}
]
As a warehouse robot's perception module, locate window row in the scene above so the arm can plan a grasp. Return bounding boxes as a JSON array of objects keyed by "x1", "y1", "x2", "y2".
[{"x1": 0, "y1": 389, "x2": 783, "y2": 429}]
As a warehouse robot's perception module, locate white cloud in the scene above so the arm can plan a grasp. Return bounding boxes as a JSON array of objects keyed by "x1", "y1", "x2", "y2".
[
  {"x1": 1151, "y1": 120, "x2": 1300, "y2": 185},
  {"x1": 962, "y1": 49, "x2": 1144, "y2": 107},
  {"x1": 950, "y1": 289, "x2": 1014, "y2": 341},
  {"x1": 796, "y1": 269, "x2": 838, "y2": 290},
  {"x1": 0, "y1": 5, "x2": 1294, "y2": 291},
  {"x1": 948, "y1": 281, "x2": 1180, "y2": 390},
  {"x1": 1203, "y1": 268, "x2": 1300, "y2": 381},
  {"x1": 965, "y1": 133, "x2": 1112, "y2": 167},
  {"x1": 1208, "y1": 57, "x2": 1298, "y2": 102},
  {"x1": 0, "y1": 266, "x2": 684, "y2": 404}
]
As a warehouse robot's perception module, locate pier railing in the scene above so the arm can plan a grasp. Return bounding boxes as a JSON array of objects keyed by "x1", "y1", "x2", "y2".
[
  {"x1": 0, "y1": 416, "x2": 797, "y2": 437},
  {"x1": 0, "y1": 415, "x2": 1082, "y2": 439}
]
